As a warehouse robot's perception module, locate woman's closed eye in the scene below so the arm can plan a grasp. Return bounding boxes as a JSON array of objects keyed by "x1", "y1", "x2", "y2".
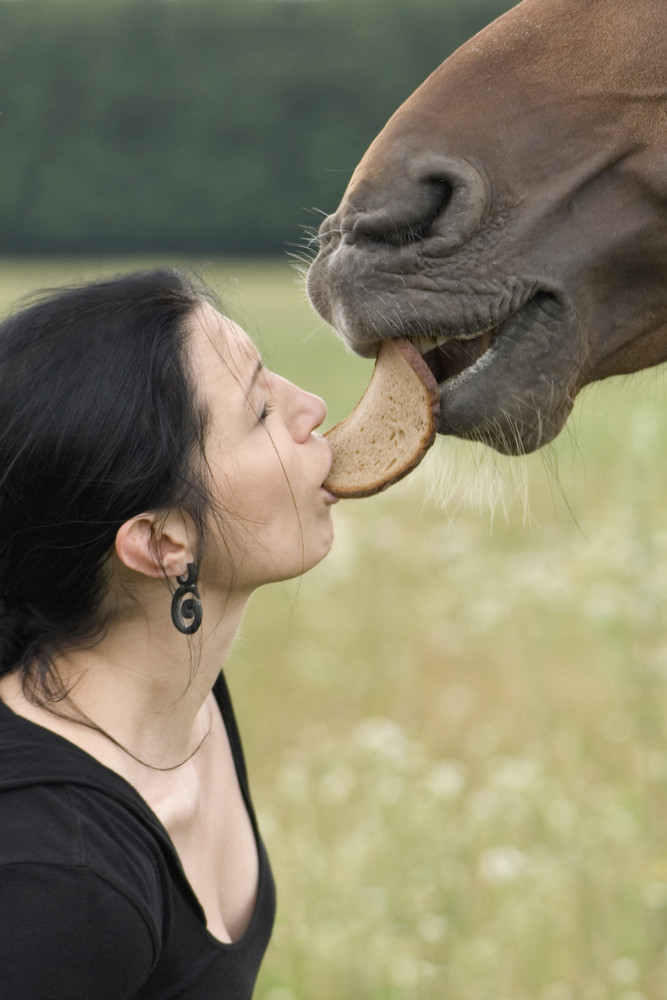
[{"x1": 258, "y1": 400, "x2": 275, "y2": 422}]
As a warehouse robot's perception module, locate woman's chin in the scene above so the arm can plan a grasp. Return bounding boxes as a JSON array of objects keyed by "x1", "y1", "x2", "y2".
[{"x1": 292, "y1": 523, "x2": 337, "y2": 581}]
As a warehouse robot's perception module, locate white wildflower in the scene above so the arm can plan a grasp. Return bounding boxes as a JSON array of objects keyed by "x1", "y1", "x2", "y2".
[
  {"x1": 478, "y1": 845, "x2": 529, "y2": 884},
  {"x1": 424, "y1": 760, "x2": 467, "y2": 801}
]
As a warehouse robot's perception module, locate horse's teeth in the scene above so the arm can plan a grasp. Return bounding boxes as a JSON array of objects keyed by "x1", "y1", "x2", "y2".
[
  {"x1": 413, "y1": 327, "x2": 495, "y2": 354},
  {"x1": 413, "y1": 335, "x2": 450, "y2": 355}
]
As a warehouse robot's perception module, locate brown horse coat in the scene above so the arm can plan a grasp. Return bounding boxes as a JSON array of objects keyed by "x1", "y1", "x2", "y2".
[{"x1": 307, "y1": 0, "x2": 667, "y2": 453}]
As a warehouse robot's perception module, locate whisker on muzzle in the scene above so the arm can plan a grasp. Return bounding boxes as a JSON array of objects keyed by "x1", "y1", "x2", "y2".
[{"x1": 421, "y1": 434, "x2": 532, "y2": 526}]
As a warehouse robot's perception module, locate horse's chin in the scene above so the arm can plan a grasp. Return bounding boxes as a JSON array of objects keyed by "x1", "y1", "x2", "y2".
[{"x1": 416, "y1": 290, "x2": 577, "y2": 455}]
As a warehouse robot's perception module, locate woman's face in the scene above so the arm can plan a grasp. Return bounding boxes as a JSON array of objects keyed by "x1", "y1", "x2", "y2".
[{"x1": 190, "y1": 303, "x2": 337, "y2": 593}]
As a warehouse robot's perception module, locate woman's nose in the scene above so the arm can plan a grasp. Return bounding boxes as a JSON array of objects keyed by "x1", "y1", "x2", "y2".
[
  {"x1": 309, "y1": 391, "x2": 327, "y2": 430},
  {"x1": 280, "y1": 378, "x2": 327, "y2": 441}
]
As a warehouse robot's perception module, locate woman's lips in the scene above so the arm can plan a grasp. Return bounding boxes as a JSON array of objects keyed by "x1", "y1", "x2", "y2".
[{"x1": 320, "y1": 486, "x2": 340, "y2": 504}]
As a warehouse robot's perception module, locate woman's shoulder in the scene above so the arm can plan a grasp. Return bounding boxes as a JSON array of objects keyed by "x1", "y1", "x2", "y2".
[
  {"x1": 0, "y1": 780, "x2": 165, "y2": 903},
  {"x1": 0, "y1": 851, "x2": 159, "y2": 997},
  {"x1": 0, "y1": 698, "x2": 169, "y2": 922},
  {"x1": 0, "y1": 739, "x2": 166, "y2": 993},
  {"x1": 0, "y1": 695, "x2": 199, "y2": 996}
]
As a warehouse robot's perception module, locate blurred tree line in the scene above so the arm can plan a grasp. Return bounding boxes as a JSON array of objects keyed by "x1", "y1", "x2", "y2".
[{"x1": 0, "y1": 0, "x2": 514, "y2": 255}]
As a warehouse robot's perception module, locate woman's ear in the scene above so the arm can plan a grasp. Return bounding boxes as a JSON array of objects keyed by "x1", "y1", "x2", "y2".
[{"x1": 115, "y1": 512, "x2": 192, "y2": 580}]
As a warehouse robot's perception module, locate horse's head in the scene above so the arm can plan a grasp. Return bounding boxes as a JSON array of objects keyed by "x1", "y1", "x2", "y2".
[{"x1": 307, "y1": 0, "x2": 667, "y2": 454}]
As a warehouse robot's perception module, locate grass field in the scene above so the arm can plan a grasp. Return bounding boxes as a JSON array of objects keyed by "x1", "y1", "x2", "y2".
[{"x1": 2, "y1": 257, "x2": 667, "y2": 1000}]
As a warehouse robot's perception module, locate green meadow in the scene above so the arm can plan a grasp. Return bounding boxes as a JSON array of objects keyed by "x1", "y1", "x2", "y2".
[{"x1": 2, "y1": 257, "x2": 667, "y2": 1000}]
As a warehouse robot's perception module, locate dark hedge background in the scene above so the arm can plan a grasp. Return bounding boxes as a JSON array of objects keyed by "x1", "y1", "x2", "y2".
[{"x1": 0, "y1": 0, "x2": 514, "y2": 254}]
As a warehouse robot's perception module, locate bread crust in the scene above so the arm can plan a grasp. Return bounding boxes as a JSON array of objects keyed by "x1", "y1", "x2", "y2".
[{"x1": 323, "y1": 338, "x2": 441, "y2": 499}]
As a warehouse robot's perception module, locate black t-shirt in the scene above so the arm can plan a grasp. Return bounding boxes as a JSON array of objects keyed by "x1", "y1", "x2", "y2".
[{"x1": 0, "y1": 672, "x2": 276, "y2": 999}]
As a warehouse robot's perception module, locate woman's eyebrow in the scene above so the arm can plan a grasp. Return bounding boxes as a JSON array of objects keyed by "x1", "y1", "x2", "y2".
[{"x1": 245, "y1": 358, "x2": 264, "y2": 395}]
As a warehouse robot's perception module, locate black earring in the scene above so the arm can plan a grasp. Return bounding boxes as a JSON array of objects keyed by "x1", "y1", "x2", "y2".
[{"x1": 171, "y1": 563, "x2": 203, "y2": 635}]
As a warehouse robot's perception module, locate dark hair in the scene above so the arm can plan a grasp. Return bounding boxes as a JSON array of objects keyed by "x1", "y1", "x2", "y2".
[{"x1": 0, "y1": 268, "x2": 214, "y2": 697}]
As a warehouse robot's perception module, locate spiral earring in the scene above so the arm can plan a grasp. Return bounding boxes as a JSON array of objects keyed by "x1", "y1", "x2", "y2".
[{"x1": 170, "y1": 563, "x2": 203, "y2": 635}]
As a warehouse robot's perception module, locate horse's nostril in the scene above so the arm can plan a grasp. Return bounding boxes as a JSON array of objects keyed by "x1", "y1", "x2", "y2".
[
  {"x1": 414, "y1": 178, "x2": 454, "y2": 238},
  {"x1": 351, "y1": 179, "x2": 453, "y2": 247},
  {"x1": 344, "y1": 155, "x2": 486, "y2": 253}
]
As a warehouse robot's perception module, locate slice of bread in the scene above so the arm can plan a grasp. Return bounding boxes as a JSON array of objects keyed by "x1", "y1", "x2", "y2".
[{"x1": 323, "y1": 338, "x2": 441, "y2": 499}]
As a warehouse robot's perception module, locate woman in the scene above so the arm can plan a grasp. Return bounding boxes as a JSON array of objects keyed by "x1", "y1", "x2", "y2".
[{"x1": 0, "y1": 269, "x2": 338, "y2": 997}]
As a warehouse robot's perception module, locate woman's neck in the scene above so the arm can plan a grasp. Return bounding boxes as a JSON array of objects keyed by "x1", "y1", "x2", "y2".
[{"x1": 0, "y1": 587, "x2": 251, "y2": 776}]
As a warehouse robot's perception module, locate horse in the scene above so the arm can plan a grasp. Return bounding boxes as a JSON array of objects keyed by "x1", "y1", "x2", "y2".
[{"x1": 306, "y1": 0, "x2": 667, "y2": 455}]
